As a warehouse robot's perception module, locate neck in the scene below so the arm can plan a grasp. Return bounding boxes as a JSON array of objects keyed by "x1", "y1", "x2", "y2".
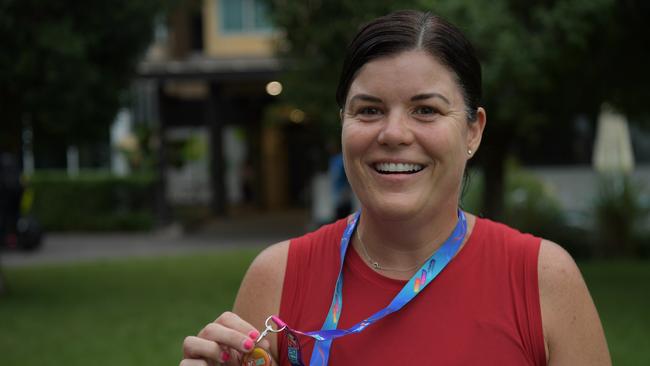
[{"x1": 353, "y1": 205, "x2": 466, "y2": 278}]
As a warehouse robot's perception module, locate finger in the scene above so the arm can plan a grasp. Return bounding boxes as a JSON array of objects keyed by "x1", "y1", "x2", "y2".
[
  {"x1": 258, "y1": 339, "x2": 271, "y2": 351},
  {"x1": 213, "y1": 311, "x2": 261, "y2": 340},
  {"x1": 224, "y1": 348, "x2": 243, "y2": 366},
  {"x1": 183, "y1": 336, "x2": 228, "y2": 361},
  {"x1": 198, "y1": 323, "x2": 257, "y2": 354}
]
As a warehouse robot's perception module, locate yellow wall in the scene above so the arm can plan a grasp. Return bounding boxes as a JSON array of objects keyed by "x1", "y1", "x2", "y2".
[{"x1": 203, "y1": 0, "x2": 277, "y2": 57}]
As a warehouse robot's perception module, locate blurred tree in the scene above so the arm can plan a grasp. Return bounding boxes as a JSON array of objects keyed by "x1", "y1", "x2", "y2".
[
  {"x1": 267, "y1": 0, "x2": 650, "y2": 219},
  {"x1": 263, "y1": 1, "x2": 385, "y2": 139},
  {"x1": 0, "y1": 0, "x2": 174, "y2": 161}
]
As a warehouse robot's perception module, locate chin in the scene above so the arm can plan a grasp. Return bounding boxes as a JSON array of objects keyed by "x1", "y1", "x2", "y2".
[{"x1": 362, "y1": 196, "x2": 429, "y2": 221}]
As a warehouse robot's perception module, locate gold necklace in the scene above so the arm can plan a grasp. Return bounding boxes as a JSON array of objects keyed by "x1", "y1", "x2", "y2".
[{"x1": 356, "y1": 228, "x2": 424, "y2": 273}]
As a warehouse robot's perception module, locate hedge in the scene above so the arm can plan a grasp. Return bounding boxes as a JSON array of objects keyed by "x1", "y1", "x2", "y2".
[{"x1": 27, "y1": 171, "x2": 156, "y2": 231}]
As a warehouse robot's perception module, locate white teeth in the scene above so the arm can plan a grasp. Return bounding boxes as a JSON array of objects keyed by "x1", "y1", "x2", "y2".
[{"x1": 375, "y1": 162, "x2": 423, "y2": 173}]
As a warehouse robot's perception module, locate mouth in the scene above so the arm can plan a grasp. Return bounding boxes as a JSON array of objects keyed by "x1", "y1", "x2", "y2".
[{"x1": 373, "y1": 162, "x2": 424, "y2": 174}]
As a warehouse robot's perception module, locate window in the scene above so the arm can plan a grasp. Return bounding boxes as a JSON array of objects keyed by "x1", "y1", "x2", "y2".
[{"x1": 220, "y1": 0, "x2": 272, "y2": 34}]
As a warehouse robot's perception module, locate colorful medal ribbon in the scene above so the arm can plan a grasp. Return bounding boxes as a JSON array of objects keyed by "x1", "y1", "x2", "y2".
[{"x1": 273, "y1": 209, "x2": 467, "y2": 366}]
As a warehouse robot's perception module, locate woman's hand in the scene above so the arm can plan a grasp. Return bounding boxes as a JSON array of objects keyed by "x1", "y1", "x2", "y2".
[
  {"x1": 181, "y1": 241, "x2": 290, "y2": 365},
  {"x1": 180, "y1": 311, "x2": 276, "y2": 366}
]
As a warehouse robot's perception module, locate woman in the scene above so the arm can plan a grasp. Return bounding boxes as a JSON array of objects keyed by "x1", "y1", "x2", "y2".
[{"x1": 181, "y1": 10, "x2": 610, "y2": 366}]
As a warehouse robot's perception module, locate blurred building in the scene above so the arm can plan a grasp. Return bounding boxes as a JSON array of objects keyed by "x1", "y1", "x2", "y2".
[{"x1": 134, "y1": 0, "x2": 317, "y2": 218}]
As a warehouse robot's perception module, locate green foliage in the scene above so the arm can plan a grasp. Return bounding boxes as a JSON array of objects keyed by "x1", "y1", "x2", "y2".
[
  {"x1": 427, "y1": 0, "x2": 614, "y2": 135},
  {"x1": 266, "y1": 0, "x2": 399, "y2": 139},
  {"x1": 266, "y1": 0, "x2": 627, "y2": 136},
  {"x1": 502, "y1": 165, "x2": 567, "y2": 238},
  {"x1": 266, "y1": 0, "x2": 650, "y2": 218},
  {"x1": 459, "y1": 169, "x2": 484, "y2": 213},
  {"x1": 28, "y1": 171, "x2": 156, "y2": 231},
  {"x1": 0, "y1": 0, "x2": 174, "y2": 151},
  {"x1": 593, "y1": 175, "x2": 650, "y2": 257},
  {"x1": 462, "y1": 164, "x2": 593, "y2": 258}
]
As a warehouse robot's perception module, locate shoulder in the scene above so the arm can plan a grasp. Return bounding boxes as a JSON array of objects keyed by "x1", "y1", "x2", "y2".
[
  {"x1": 233, "y1": 241, "x2": 290, "y2": 319},
  {"x1": 293, "y1": 218, "x2": 350, "y2": 246},
  {"x1": 233, "y1": 218, "x2": 349, "y2": 316},
  {"x1": 537, "y1": 239, "x2": 592, "y2": 324},
  {"x1": 537, "y1": 240, "x2": 611, "y2": 365},
  {"x1": 537, "y1": 239, "x2": 581, "y2": 295},
  {"x1": 471, "y1": 216, "x2": 541, "y2": 257}
]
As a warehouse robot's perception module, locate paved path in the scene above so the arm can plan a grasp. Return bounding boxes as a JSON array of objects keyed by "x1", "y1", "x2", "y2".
[{"x1": 1, "y1": 210, "x2": 312, "y2": 267}]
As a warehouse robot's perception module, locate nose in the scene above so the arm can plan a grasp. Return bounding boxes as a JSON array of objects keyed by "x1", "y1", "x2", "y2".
[{"x1": 377, "y1": 110, "x2": 414, "y2": 147}]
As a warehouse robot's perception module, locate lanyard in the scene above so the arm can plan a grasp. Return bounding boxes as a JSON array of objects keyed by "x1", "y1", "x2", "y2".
[{"x1": 274, "y1": 210, "x2": 467, "y2": 366}]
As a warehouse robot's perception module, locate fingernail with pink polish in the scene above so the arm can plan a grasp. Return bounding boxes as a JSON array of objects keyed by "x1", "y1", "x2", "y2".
[
  {"x1": 243, "y1": 338, "x2": 254, "y2": 351},
  {"x1": 220, "y1": 351, "x2": 230, "y2": 362},
  {"x1": 248, "y1": 330, "x2": 260, "y2": 340}
]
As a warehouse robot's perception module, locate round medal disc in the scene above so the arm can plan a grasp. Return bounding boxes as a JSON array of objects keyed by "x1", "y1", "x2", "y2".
[{"x1": 242, "y1": 347, "x2": 272, "y2": 366}]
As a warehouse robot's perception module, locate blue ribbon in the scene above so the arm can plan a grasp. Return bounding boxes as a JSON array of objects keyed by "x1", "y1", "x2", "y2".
[{"x1": 277, "y1": 210, "x2": 467, "y2": 366}]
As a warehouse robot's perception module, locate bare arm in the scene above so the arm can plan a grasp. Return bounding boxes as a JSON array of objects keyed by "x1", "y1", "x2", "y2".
[
  {"x1": 181, "y1": 240, "x2": 289, "y2": 365},
  {"x1": 538, "y1": 239, "x2": 611, "y2": 365},
  {"x1": 233, "y1": 240, "x2": 289, "y2": 360}
]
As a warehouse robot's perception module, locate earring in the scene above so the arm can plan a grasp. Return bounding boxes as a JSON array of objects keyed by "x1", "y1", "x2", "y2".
[{"x1": 467, "y1": 149, "x2": 473, "y2": 156}]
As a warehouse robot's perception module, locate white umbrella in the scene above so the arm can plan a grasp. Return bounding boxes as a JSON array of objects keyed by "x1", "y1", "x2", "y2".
[{"x1": 592, "y1": 104, "x2": 635, "y2": 174}]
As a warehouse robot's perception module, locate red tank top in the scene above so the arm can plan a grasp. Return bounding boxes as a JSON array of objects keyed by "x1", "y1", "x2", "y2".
[{"x1": 278, "y1": 217, "x2": 546, "y2": 366}]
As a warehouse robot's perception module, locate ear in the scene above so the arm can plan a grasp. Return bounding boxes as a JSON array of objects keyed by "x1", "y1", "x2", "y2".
[
  {"x1": 466, "y1": 107, "x2": 486, "y2": 157},
  {"x1": 339, "y1": 108, "x2": 344, "y2": 122}
]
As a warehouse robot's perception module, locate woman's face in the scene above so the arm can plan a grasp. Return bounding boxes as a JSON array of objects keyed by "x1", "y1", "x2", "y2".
[{"x1": 341, "y1": 50, "x2": 485, "y2": 220}]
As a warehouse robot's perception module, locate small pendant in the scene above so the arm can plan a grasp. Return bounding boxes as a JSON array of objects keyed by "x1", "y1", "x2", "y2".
[
  {"x1": 372, "y1": 261, "x2": 380, "y2": 269},
  {"x1": 242, "y1": 347, "x2": 272, "y2": 366}
]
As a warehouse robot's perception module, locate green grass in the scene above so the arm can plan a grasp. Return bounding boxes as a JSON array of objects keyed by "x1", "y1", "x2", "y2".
[
  {"x1": 580, "y1": 260, "x2": 650, "y2": 365},
  {"x1": 0, "y1": 253, "x2": 648, "y2": 365},
  {"x1": 0, "y1": 250, "x2": 259, "y2": 366}
]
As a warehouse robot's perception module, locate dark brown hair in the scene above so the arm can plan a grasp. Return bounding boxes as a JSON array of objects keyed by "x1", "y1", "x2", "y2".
[{"x1": 336, "y1": 10, "x2": 482, "y2": 121}]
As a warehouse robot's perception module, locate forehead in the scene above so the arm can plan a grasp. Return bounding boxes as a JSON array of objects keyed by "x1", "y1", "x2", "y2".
[{"x1": 348, "y1": 50, "x2": 463, "y2": 104}]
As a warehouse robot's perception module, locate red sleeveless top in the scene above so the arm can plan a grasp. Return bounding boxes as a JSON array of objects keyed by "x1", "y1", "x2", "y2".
[{"x1": 278, "y1": 217, "x2": 546, "y2": 366}]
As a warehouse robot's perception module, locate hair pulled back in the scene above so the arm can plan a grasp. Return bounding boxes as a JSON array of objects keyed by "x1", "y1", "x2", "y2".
[{"x1": 336, "y1": 10, "x2": 482, "y2": 121}]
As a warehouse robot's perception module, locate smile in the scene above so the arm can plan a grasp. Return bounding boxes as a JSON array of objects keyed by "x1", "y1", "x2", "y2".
[{"x1": 373, "y1": 162, "x2": 424, "y2": 174}]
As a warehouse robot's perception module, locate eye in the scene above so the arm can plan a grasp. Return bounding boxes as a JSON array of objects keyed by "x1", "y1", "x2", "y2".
[
  {"x1": 412, "y1": 106, "x2": 440, "y2": 121},
  {"x1": 414, "y1": 106, "x2": 437, "y2": 115},
  {"x1": 359, "y1": 107, "x2": 382, "y2": 115},
  {"x1": 355, "y1": 106, "x2": 384, "y2": 121}
]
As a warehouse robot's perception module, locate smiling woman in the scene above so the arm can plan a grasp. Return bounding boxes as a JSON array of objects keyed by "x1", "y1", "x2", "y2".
[
  {"x1": 180, "y1": 10, "x2": 611, "y2": 366},
  {"x1": 341, "y1": 50, "x2": 484, "y2": 222}
]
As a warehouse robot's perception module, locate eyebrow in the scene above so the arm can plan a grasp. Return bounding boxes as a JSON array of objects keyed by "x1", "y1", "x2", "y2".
[
  {"x1": 348, "y1": 94, "x2": 383, "y2": 104},
  {"x1": 411, "y1": 93, "x2": 450, "y2": 105},
  {"x1": 348, "y1": 92, "x2": 450, "y2": 106}
]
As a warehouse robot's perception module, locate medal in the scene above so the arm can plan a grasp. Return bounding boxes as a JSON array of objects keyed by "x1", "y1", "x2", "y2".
[
  {"x1": 241, "y1": 316, "x2": 287, "y2": 366},
  {"x1": 241, "y1": 347, "x2": 272, "y2": 366}
]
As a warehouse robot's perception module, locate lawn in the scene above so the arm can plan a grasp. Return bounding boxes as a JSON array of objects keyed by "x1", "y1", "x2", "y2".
[{"x1": 0, "y1": 251, "x2": 648, "y2": 365}]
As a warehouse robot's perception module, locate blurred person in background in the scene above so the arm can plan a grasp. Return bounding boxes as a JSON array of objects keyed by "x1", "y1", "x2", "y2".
[
  {"x1": 181, "y1": 10, "x2": 610, "y2": 366},
  {"x1": 0, "y1": 153, "x2": 22, "y2": 249},
  {"x1": 328, "y1": 141, "x2": 353, "y2": 221}
]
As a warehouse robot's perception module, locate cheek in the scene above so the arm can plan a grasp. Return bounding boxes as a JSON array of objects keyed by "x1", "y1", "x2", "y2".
[
  {"x1": 419, "y1": 124, "x2": 466, "y2": 163},
  {"x1": 341, "y1": 123, "x2": 374, "y2": 185},
  {"x1": 341, "y1": 122, "x2": 371, "y2": 156},
  {"x1": 420, "y1": 125, "x2": 454, "y2": 152}
]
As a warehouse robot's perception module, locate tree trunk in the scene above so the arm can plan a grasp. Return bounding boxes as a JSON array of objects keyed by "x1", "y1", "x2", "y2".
[
  {"x1": 479, "y1": 124, "x2": 511, "y2": 220},
  {"x1": 155, "y1": 84, "x2": 171, "y2": 226},
  {"x1": 0, "y1": 259, "x2": 6, "y2": 296},
  {"x1": 0, "y1": 275, "x2": 5, "y2": 296},
  {"x1": 207, "y1": 83, "x2": 227, "y2": 216},
  {"x1": 482, "y1": 147, "x2": 506, "y2": 220}
]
